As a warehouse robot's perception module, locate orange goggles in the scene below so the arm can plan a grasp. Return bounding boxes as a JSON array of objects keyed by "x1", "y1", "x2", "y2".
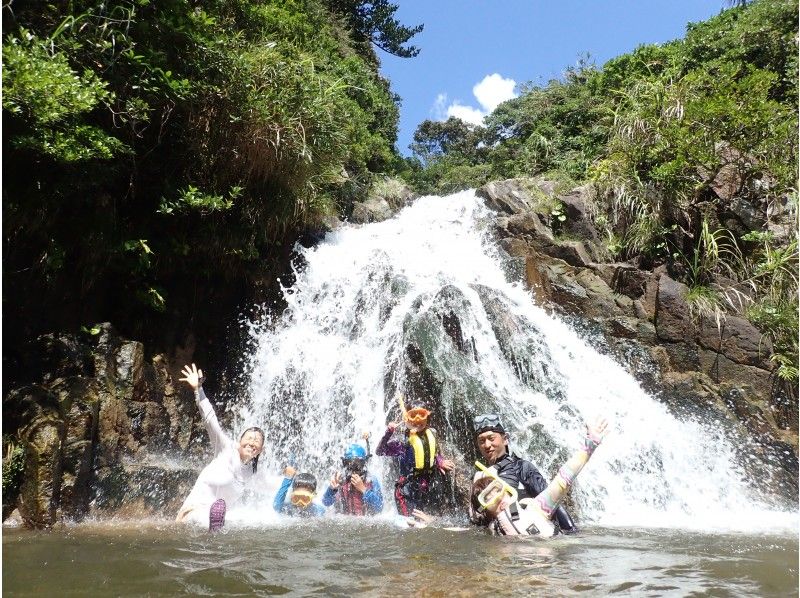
[
  {"x1": 290, "y1": 489, "x2": 314, "y2": 507},
  {"x1": 404, "y1": 407, "x2": 431, "y2": 425}
]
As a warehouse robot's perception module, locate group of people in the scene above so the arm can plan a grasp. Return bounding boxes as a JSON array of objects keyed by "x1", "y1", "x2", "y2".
[{"x1": 175, "y1": 364, "x2": 608, "y2": 535}]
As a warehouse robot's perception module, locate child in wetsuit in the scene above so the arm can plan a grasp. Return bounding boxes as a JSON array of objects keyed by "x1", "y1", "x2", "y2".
[
  {"x1": 375, "y1": 401, "x2": 455, "y2": 516},
  {"x1": 273, "y1": 467, "x2": 326, "y2": 517}
]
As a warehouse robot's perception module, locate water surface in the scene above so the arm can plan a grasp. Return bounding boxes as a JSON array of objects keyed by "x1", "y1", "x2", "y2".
[{"x1": 4, "y1": 519, "x2": 797, "y2": 596}]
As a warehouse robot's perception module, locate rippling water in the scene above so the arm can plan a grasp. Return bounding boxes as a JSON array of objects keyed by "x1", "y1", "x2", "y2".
[{"x1": 4, "y1": 519, "x2": 797, "y2": 596}]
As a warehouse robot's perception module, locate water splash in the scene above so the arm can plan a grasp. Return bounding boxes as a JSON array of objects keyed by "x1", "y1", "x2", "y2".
[{"x1": 237, "y1": 190, "x2": 797, "y2": 533}]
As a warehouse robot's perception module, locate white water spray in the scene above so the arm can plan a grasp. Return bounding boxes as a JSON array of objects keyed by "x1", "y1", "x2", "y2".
[{"x1": 238, "y1": 190, "x2": 797, "y2": 533}]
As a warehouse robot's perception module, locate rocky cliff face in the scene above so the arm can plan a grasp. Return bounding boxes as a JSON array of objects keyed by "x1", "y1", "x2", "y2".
[
  {"x1": 3, "y1": 324, "x2": 203, "y2": 526},
  {"x1": 477, "y1": 177, "x2": 798, "y2": 498}
]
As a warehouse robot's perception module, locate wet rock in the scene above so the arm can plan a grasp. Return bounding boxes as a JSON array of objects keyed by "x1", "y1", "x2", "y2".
[
  {"x1": 558, "y1": 185, "x2": 601, "y2": 244},
  {"x1": 699, "y1": 350, "x2": 773, "y2": 399},
  {"x1": 697, "y1": 314, "x2": 772, "y2": 368},
  {"x1": 351, "y1": 197, "x2": 393, "y2": 223},
  {"x1": 505, "y1": 211, "x2": 553, "y2": 241},
  {"x1": 93, "y1": 462, "x2": 197, "y2": 517},
  {"x1": 350, "y1": 177, "x2": 415, "y2": 224},
  {"x1": 14, "y1": 387, "x2": 64, "y2": 528},
  {"x1": 474, "y1": 284, "x2": 564, "y2": 399},
  {"x1": 544, "y1": 240, "x2": 594, "y2": 268},
  {"x1": 3, "y1": 324, "x2": 202, "y2": 527},
  {"x1": 478, "y1": 178, "x2": 540, "y2": 214},
  {"x1": 655, "y1": 275, "x2": 692, "y2": 342}
]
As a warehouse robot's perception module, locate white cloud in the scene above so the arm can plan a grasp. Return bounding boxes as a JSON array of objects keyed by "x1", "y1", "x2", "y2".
[
  {"x1": 430, "y1": 73, "x2": 517, "y2": 126},
  {"x1": 446, "y1": 103, "x2": 486, "y2": 126},
  {"x1": 473, "y1": 73, "x2": 517, "y2": 113},
  {"x1": 431, "y1": 93, "x2": 449, "y2": 120}
]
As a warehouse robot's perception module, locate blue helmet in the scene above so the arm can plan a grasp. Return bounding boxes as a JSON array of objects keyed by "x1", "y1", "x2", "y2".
[{"x1": 343, "y1": 444, "x2": 367, "y2": 460}]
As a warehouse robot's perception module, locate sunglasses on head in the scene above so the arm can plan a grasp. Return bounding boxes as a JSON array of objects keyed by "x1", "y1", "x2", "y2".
[
  {"x1": 290, "y1": 489, "x2": 314, "y2": 507},
  {"x1": 405, "y1": 407, "x2": 431, "y2": 425}
]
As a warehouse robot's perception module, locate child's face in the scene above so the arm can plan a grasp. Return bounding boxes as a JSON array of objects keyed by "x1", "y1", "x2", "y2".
[
  {"x1": 291, "y1": 488, "x2": 314, "y2": 508},
  {"x1": 408, "y1": 421, "x2": 428, "y2": 433},
  {"x1": 405, "y1": 407, "x2": 430, "y2": 432}
]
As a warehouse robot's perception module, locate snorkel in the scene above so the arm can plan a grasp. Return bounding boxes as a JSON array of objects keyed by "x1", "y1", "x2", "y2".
[{"x1": 474, "y1": 461, "x2": 518, "y2": 513}]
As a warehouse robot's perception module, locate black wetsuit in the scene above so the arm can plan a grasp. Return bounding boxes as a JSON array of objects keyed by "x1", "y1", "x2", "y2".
[{"x1": 473, "y1": 452, "x2": 577, "y2": 533}]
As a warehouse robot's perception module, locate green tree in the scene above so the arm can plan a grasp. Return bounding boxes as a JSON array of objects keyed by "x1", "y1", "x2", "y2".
[{"x1": 324, "y1": 0, "x2": 423, "y2": 58}]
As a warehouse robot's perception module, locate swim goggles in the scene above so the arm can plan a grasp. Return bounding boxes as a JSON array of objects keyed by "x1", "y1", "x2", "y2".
[
  {"x1": 290, "y1": 489, "x2": 314, "y2": 507},
  {"x1": 473, "y1": 413, "x2": 506, "y2": 435},
  {"x1": 404, "y1": 407, "x2": 431, "y2": 426},
  {"x1": 474, "y1": 461, "x2": 517, "y2": 512}
]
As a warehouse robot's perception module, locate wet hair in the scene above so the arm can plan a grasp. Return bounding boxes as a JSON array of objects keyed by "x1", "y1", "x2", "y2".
[
  {"x1": 293, "y1": 472, "x2": 317, "y2": 493},
  {"x1": 240, "y1": 426, "x2": 265, "y2": 473}
]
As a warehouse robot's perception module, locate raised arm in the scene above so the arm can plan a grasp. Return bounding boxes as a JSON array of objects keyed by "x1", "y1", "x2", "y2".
[
  {"x1": 179, "y1": 363, "x2": 232, "y2": 455},
  {"x1": 534, "y1": 417, "x2": 608, "y2": 519},
  {"x1": 375, "y1": 423, "x2": 405, "y2": 457},
  {"x1": 273, "y1": 469, "x2": 295, "y2": 513},
  {"x1": 519, "y1": 461, "x2": 576, "y2": 532}
]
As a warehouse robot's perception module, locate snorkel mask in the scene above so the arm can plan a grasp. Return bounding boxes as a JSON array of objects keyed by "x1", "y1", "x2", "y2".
[
  {"x1": 397, "y1": 393, "x2": 431, "y2": 428},
  {"x1": 474, "y1": 461, "x2": 518, "y2": 512},
  {"x1": 404, "y1": 407, "x2": 431, "y2": 427},
  {"x1": 290, "y1": 488, "x2": 314, "y2": 508},
  {"x1": 291, "y1": 472, "x2": 317, "y2": 508},
  {"x1": 342, "y1": 457, "x2": 367, "y2": 476}
]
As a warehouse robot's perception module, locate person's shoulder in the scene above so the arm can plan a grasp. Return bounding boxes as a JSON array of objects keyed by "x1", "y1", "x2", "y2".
[{"x1": 511, "y1": 455, "x2": 537, "y2": 472}]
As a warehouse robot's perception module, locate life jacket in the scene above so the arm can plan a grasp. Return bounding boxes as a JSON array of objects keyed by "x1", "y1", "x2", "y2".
[
  {"x1": 493, "y1": 498, "x2": 556, "y2": 537},
  {"x1": 408, "y1": 428, "x2": 437, "y2": 471}
]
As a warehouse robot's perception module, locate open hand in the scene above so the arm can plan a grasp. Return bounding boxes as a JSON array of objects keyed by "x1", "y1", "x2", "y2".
[
  {"x1": 330, "y1": 471, "x2": 342, "y2": 489},
  {"x1": 408, "y1": 509, "x2": 434, "y2": 528},
  {"x1": 586, "y1": 417, "x2": 609, "y2": 445},
  {"x1": 438, "y1": 458, "x2": 455, "y2": 473},
  {"x1": 179, "y1": 363, "x2": 203, "y2": 390}
]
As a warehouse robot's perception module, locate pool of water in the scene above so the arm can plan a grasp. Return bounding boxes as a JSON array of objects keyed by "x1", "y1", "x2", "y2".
[{"x1": 3, "y1": 518, "x2": 798, "y2": 596}]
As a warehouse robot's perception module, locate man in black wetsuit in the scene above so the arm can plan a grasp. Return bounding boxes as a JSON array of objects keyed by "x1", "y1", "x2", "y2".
[{"x1": 470, "y1": 413, "x2": 577, "y2": 533}]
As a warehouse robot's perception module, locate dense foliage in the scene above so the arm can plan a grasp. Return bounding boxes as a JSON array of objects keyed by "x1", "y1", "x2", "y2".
[
  {"x1": 3, "y1": 0, "x2": 419, "y2": 351},
  {"x1": 404, "y1": 0, "x2": 798, "y2": 380}
]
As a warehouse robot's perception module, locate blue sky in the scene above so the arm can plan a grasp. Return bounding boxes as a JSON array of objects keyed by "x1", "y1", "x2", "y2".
[{"x1": 379, "y1": 1, "x2": 728, "y2": 155}]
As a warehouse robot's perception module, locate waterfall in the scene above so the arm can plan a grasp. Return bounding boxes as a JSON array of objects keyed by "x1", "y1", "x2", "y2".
[{"x1": 237, "y1": 190, "x2": 796, "y2": 532}]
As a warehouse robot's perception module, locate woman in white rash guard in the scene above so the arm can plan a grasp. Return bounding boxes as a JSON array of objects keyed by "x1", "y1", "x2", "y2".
[
  {"x1": 175, "y1": 363, "x2": 264, "y2": 531},
  {"x1": 471, "y1": 417, "x2": 608, "y2": 537}
]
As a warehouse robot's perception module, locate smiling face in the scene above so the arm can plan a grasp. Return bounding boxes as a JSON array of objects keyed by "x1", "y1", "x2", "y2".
[
  {"x1": 238, "y1": 429, "x2": 264, "y2": 462},
  {"x1": 476, "y1": 430, "x2": 508, "y2": 464}
]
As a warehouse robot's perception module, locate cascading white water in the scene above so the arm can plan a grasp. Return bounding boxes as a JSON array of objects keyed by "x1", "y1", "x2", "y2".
[{"x1": 238, "y1": 190, "x2": 797, "y2": 532}]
